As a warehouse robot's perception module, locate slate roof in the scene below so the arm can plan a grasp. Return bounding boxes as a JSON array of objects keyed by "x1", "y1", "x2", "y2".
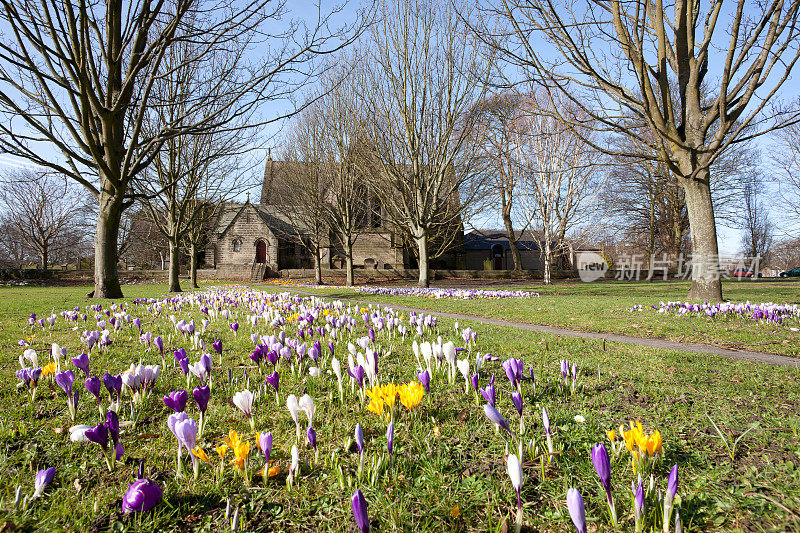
[{"x1": 464, "y1": 230, "x2": 544, "y2": 251}]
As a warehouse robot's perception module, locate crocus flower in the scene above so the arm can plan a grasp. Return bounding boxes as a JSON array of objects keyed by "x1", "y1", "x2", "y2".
[
  {"x1": 259, "y1": 431, "x2": 273, "y2": 465},
  {"x1": 233, "y1": 389, "x2": 255, "y2": 429},
  {"x1": 480, "y1": 375, "x2": 496, "y2": 407},
  {"x1": 85, "y1": 422, "x2": 109, "y2": 452},
  {"x1": 106, "y1": 410, "x2": 124, "y2": 462},
  {"x1": 307, "y1": 425, "x2": 318, "y2": 457},
  {"x1": 663, "y1": 464, "x2": 678, "y2": 532},
  {"x1": 103, "y1": 373, "x2": 122, "y2": 401},
  {"x1": 352, "y1": 489, "x2": 370, "y2": 533},
  {"x1": 543, "y1": 407, "x2": 553, "y2": 462},
  {"x1": 634, "y1": 478, "x2": 644, "y2": 532},
  {"x1": 355, "y1": 423, "x2": 364, "y2": 455},
  {"x1": 299, "y1": 394, "x2": 315, "y2": 426},
  {"x1": 193, "y1": 385, "x2": 210, "y2": 417},
  {"x1": 483, "y1": 404, "x2": 510, "y2": 433},
  {"x1": 54, "y1": 370, "x2": 74, "y2": 396},
  {"x1": 416, "y1": 369, "x2": 430, "y2": 393},
  {"x1": 212, "y1": 339, "x2": 222, "y2": 354},
  {"x1": 591, "y1": 443, "x2": 616, "y2": 526},
  {"x1": 33, "y1": 467, "x2": 55, "y2": 498},
  {"x1": 85, "y1": 376, "x2": 102, "y2": 402},
  {"x1": 71, "y1": 353, "x2": 90, "y2": 376},
  {"x1": 507, "y1": 453, "x2": 523, "y2": 525},
  {"x1": 122, "y1": 478, "x2": 162, "y2": 513},
  {"x1": 511, "y1": 391, "x2": 524, "y2": 417},
  {"x1": 154, "y1": 337, "x2": 164, "y2": 355},
  {"x1": 287, "y1": 394, "x2": 301, "y2": 441},
  {"x1": 387, "y1": 421, "x2": 394, "y2": 455},
  {"x1": 566, "y1": 488, "x2": 586, "y2": 533},
  {"x1": 163, "y1": 390, "x2": 188, "y2": 413}
]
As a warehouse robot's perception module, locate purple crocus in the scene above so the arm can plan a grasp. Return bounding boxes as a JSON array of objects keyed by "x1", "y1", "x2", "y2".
[
  {"x1": 511, "y1": 390, "x2": 524, "y2": 417},
  {"x1": 483, "y1": 404, "x2": 510, "y2": 433},
  {"x1": 163, "y1": 390, "x2": 189, "y2": 413},
  {"x1": 230, "y1": 322, "x2": 239, "y2": 334},
  {"x1": 193, "y1": 385, "x2": 210, "y2": 414},
  {"x1": 33, "y1": 466, "x2": 56, "y2": 498},
  {"x1": 307, "y1": 425, "x2": 318, "y2": 452},
  {"x1": 106, "y1": 410, "x2": 124, "y2": 460},
  {"x1": 502, "y1": 358, "x2": 522, "y2": 389},
  {"x1": 102, "y1": 373, "x2": 122, "y2": 400},
  {"x1": 352, "y1": 489, "x2": 370, "y2": 533},
  {"x1": 212, "y1": 339, "x2": 222, "y2": 354},
  {"x1": 85, "y1": 422, "x2": 109, "y2": 451},
  {"x1": 470, "y1": 373, "x2": 479, "y2": 392},
  {"x1": 416, "y1": 369, "x2": 430, "y2": 393},
  {"x1": 663, "y1": 464, "x2": 679, "y2": 528},
  {"x1": 122, "y1": 478, "x2": 162, "y2": 513},
  {"x1": 566, "y1": 488, "x2": 587, "y2": 533},
  {"x1": 154, "y1": 337, "x2": 164, "y2": 355},
  {"x1": 386, "y1": 421, "x2": 394, "y2": 455},
  {"x1": 71, "y1": 353, "x2": 90, "y2": 376},
  {"x1": 265, "y1": 371, "x2": 280, "y2": 394},
  {"x1": 85, "y1": 376, "x2": 102, "y2": 401},
  {"x1": 259, "y1": 431, "x2": 273, "y2": 465},
  {"x1": 591, "y1": 443, "x2": 616, "y2": 526},
  {"x1": 54, "y1": 370, "x2": 75, "y2": 396},
  {"x1": 634, "y1": 479, "x2": 644, "y2": 529},
  {"x1": 480, "y1": 375, "x2": 496, "y2": 407}
]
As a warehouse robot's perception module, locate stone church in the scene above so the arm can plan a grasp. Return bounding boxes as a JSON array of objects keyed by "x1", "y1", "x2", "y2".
[{"x1": 205, "y1": 158, "x2": 410, "y2": 279}]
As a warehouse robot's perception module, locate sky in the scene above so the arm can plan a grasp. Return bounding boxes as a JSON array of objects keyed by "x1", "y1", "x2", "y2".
[{"x1": 0, "y1": 0, "x2": 796, "y2": 257}]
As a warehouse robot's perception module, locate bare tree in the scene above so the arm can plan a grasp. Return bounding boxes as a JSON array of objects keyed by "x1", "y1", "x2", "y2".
[
  {"x1": 469, "y1": 92, "x2": 528, "y2": 270},
  {"x1": 773, "y1": 121, "x2": 800, "y2": 235},
  {"x1": 277, "y1": 118, "x2": 332, "y2": 285},
  {"x1": 358, "y1": 0, "x2": 490, "y2": 287},
  {"x1": 137, "y1": 38, "x2": 260, "y2": 293},
  {"x1": 0, "y1": 0, "x2": 365, "y2": 298},
  {"x1": 740, "y1": 174, "x2": 773, "y2": 260},
  {"x1": 0, "y1": 216, "x2": 31, "y2": 268},
  {"x1": 771, "y1": 237, "x2": 800, "y2": 271},
  {"x1": 479, "y1": 0, "x2": 800, "y2": 300},
  {"x1": 514, "y1": 92, "x2": 605, "y2": 284},
  {"x1": 0, "y1": 170, "x2": 91, "y2": 270}
]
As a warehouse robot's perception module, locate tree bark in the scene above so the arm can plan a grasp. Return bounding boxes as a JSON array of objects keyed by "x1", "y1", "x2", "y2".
[
  {"x1": 314, "y1": 246, "x2": 323, "y2": 285},
  {"x1": 502, "y1": 213, "x2": 523, "y2": 271},
  {"x1": 93, "y1": 190, "x2": 125, "y2": 298},
  {"x1": 683, "y1": 170, "x2": 723, "y2": 301},
  {"x1": 543, "y1": 240, "x2": 552, "y2": 285},
  {"x1": 345, "y1": 247, "x2": 354, "y2": 287},
  {"x1": 416, "y1": 232, "x2": 430, "y2": 288},
  {"x1": 189, "y1": 241, "x2": 199, "y2": 288},
  {"x1": 168, "y1": 238, "x2": 182, "y2": 293},
  {"x1": 40, "y1": 247, "x2": 48, "y2": 271}
]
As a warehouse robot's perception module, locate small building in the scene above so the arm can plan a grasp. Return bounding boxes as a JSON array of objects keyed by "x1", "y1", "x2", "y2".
[{"x1": 464, "y1": 230, "x2": 600, "y2": 272}]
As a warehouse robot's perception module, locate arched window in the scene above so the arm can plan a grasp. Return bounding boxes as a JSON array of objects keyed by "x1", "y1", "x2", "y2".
[{"x1": 232, "y1": 238, "x2": 242, "y2": 252}]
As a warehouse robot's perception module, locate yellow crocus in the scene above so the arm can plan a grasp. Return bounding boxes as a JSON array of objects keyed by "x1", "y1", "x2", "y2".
[
  {"x1": 398, "y1": 381, "x2": 425, "y2": 411},
  {"x1": 216, "y1": 444, "x2": 228, "y2": 458},
  {"x1": 41, "y1": 361, "x2": 56, "y2": 377},
  {"x1": 193, "y1": 446, "x2": 210, "y2": 463},
  {"x1": 606, "y1": 429, "x2": 616, "y2": 443}
]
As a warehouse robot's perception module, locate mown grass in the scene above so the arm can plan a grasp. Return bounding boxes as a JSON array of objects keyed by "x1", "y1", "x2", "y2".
[
  {"x1": 271, "y1": 279, "x2": 800, "y2": 357},
  {"x1": 0, "y1": 282, "x2": 798, "y2": 532}
]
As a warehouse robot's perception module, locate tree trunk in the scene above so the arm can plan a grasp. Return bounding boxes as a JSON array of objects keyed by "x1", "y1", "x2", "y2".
[
  {"x1": 683, "y1": 171, "x2": 723, "y2": 301},
  {"x1": 93, "y1": 190, "x2": 125, "y2": 298},
  {"x1": 502, "y1": 214, "x2": 523, "y2": 271},
  {"x1": 168, "y1": 238, "x2": 182, "y2": 293},
  {"x1": 314, "y1": 246, "x2": 323, "y2": 285},
  {"x1": 416, "y1": 232, "x2": 429, "y2": 288},
  {"x1": 189, "y1": 241, "x2": 199, "y2": 288},
  {"x1": 40, "y1": 246, "x2": 48, "y2": 271},
  {"x1": 543, "y1": 241, "x2": 552, "y2": 285},
  {"x1": 344, "y1": 235, "x2": 354, "y2": 286}
]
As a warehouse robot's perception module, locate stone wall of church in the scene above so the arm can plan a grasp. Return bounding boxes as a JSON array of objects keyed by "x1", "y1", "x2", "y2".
[
  {"x1": 346, "y1": 231, "x2": 403, "y2": 269},
  {"x1": 215, "y1": 207, "x2": 279, "y2": 270}
]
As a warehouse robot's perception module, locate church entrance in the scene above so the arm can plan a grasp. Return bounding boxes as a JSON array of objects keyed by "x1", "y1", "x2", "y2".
[
  {"x1": 255, "y1": 240, "x2": 266, "y2": 264},
  {"x1": 492, "y1": 244, "x2": 504, "y2": 270}
]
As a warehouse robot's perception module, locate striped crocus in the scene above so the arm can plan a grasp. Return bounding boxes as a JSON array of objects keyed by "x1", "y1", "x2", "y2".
[
  {"x1": 416, "y1": 369, "x2": 430, "y2": 393},
  {"x1": 386, "y1": 421, "x2": 394, "y2": 456},
  {"x1": 483, "y1": 404, "x2": 510, "y2": 433},
  {"x1": 260, "y1": 431, "x2": 273, "y2": 482},
  {"x1": 543, "y1": 407, "x2": 553, "y2": 462},
  {"x1": 480, "y1": 374, "x2": 496, "y2": 407},
  {"x1": 33, "y1": 467, "x2": 55, "y2": 498},
  {"x1": 591, "y1": 443, "x2": 616, "y2": 527},
  {"x1": 662, "y1": 464, "x2": 678, "y2": 533},
  {"x1": 566, "y1": 488, "x2": 586, "y2": 533},
  {"x1": 352, "y1": 489, "x2": 370, "y2": 533},
  {"x1": 634, "y1": 478, "x2": 644, "y2": 532}
]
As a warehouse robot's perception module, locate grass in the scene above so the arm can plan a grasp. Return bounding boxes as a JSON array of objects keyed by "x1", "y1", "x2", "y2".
[
  {"x1": 0, "y1": 282, "x2": 798, "y2": 532},
  {"x1": 269, "y1": 279, "x2": 800, "y2": 357}
]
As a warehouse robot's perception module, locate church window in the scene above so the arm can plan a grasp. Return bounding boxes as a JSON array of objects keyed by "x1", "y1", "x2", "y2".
[{"x1": 232, "y1": 238, "x2": 242, "y2": 252}]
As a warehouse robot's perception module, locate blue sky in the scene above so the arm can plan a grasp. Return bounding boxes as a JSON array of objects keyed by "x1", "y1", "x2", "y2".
[{"x1": 1, "y1": 0, "x2": 796, "y2": 256}]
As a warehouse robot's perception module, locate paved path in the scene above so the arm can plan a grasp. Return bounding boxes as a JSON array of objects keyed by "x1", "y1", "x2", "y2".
[{"x1": 283, "y1": 288, "x2": 800, "y2": 368}]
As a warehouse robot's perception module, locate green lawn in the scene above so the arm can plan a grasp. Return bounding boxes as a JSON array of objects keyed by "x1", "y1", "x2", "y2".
[
  {"x1": 272, "y1": 279, "x2": 800, "y2": 357},
  {"x1": 0, "y1": 282, "x2": 798, "y2": 531}
]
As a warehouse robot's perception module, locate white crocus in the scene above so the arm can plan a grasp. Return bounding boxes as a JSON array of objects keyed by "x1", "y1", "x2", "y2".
[
  {"x1": 298, "y1": 394, "x2": 315, "y2": 426},
  {"x1": 507, "y1": 453, "x2": 524, "y2": 529},
  {"x1": 286, "y1": 394, "x2": 301, "y2": 441},
  {"x1": 457, "y1": 358, "x2": 470, "y2": 393},
  {"x1": 233, "y1": 389, "x2": 255, "y2": 430}
]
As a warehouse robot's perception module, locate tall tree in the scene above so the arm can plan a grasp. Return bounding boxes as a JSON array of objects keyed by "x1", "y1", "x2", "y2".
[
  {"x1": 469, "y1": 92, "x2": 528, "y2": 271},
  {"x1": 739, "y1": 174, "x2": 773, "y2": 260},
  {"x1": 359, "y1": 0, "x2": 490, "y2": 287},
  {"x1": 0, "y1": 0, "x2": 363, "y2": 297},
  {"x1": 0, "y1": 170, "x2": 91, "y2": 270},
  {"x1": 514, "y1": 92, "x2": 605, "y2": 284},
  {"x1": 479, "y1": 0, "x2": 800, "y2": 300}
]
